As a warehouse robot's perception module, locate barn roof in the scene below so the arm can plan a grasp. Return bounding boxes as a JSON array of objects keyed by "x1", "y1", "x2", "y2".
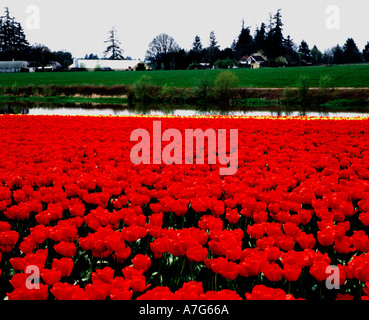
[
  {"x1": 252, "y1": 55, "x2": 266, "y2": 62},
  {"x1": 0, "y1": 61, "x2": 29, "y2": 69},
  {"x1": 70, "y1": 59, "x2": 147, "y2": 70}
]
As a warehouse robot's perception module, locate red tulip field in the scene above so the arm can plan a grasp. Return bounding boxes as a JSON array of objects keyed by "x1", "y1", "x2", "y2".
[{"x1": 1, "y1": 114, "x2": 369, "y2": 301}]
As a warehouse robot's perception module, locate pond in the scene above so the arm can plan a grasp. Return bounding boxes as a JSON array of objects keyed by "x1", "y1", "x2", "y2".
[{"x1": 1, "y1": 101, "x2": 369, "y2": 118}]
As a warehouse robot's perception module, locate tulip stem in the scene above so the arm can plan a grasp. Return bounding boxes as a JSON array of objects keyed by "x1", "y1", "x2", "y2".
[
  {"x1": 176, "y1": 257, "x2": 186, "y2": 288},
  {"x1": 158, "y1": 259, "x2": 163, "y2": 286},
  {"x1": 180, "y1": 257, "x2": 186, "y2": 275}
]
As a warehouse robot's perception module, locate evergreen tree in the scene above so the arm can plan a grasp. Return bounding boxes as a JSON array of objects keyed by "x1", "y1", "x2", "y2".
[
  {"x1": 0, "y1": 7, "x2": 29, "y2": 60},
  {"x1": 332, "y1": 45, "x2": 345, "y2": 64},
  {"x1": 284, "y1": 35, "x2": 298, "y2": 66},
  {"x1": 254, "y1": 23, "x2": 266, "y2": 54},
  {"x1": 298, "y1": 40, "x2": 312, "y2": 65},
  {"x1": 311, "y1": 45, "x2": 323, "y2": 65},
  {"x1": 209, "y1": 30, "x2": 219, "y2": 49},
  {"x1": 234, "y1": 21, "x2": 254, "y2": 60},
  {"x1": 322, "y1": 48, "x2": 334, "y2": 65},
  {"x1": 264, "y1": 9, "x2": 285, "y2": 61},
  {"x1": 207, "y1": 30, "x2": 220, "y2": 65},
  {"x1": 84, "y1": 53, "x2": 99, "y2": 60},
  {"x1": 363, "y1": 42, "x2": 369, "y2": 63},
  {"x1": 188, "y1": 36, "x2": 203, "y2": 67},
  {"x1": 192, "y1": 35, "x2": 202, "y2": 52},
  {"x1": 343, "y1": 38, "x2": 362, "y2": 64},
  {"x1": 13, "y1": 21, "x2": 29, "y2": 57},
  {"x1": 104, "y1": 27, "x2": 124, "y2": 60}
]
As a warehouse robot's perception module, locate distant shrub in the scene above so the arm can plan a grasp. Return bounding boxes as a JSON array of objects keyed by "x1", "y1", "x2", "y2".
[
  {"x1": 318, "y1": 75, "x2": 334, "y2": 103},
  {"x1": 275, "y1": 56, "x2": 288, "y2": 67},
  {"x1": 134, "y1": 75, "x2": 154, "y2": 104},
  {"x1": 42, "y1": 85, "x2": 56, "y2": 97},
  {"x1": 11, "y1": 83, "x2": 19, "y2": 96},
  {"x1": 213, "y1": 70, "x2": 239, "y2": 104},
  {"x1": 94, "y1": 64, "x2": 102, "y2": 72},
  {"x1": 297, "y1": 75, "x2": 310, "y2": 103},
  {"x1": 193, "y1": 75, "x2": 213, "y2": 100},
  {"x1": 159, "y1": 84, "x2": 176, "y2": 99},
  {"x1": 214, "y1": 58, "x2": 238, "y2": 69},
  {"x1": 281, "y1": 87, "x2": 296, "y2": 105}
]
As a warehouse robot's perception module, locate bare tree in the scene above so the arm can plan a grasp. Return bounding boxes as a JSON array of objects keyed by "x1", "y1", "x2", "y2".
[{"x1": 145, "y1": 33, "x2": 180, "y2": 70}]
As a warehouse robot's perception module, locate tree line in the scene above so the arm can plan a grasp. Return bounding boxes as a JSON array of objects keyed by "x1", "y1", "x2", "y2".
[
  {"x1": 145, "y1": 10, "x2": 369, "y2": 70},
  {"x1": 1, "y1": 6, "x2": 369, "y2": 71},
  {"x1": 0, "y1": 7, "x2": 72, "y2": 70}
]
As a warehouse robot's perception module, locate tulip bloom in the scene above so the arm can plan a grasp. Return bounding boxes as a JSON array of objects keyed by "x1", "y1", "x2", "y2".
[
  {"x1": 186, "y1": 245, "x2": 208, "y2": 263},
  {"x1": 283, "y1": 264, "x2": 302, "y2": 282},
  {"x1": 53, "y1": 241, "x2": 77, "y2": 258},
  {"x1": 41, "y1": 268, "x2": 62, "y2": 286},
  {"x1": 262, "y1": 262, "x2": 284, "y2": 282},
  {"x1": 132, "y1": 254, "x2": 152, "y2": 272}
]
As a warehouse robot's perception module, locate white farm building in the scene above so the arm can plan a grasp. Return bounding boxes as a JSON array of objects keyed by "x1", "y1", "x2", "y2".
[
  {"x1": 0, "y1": 61, "x2": 29, "y2": 73},
  {"x1": 69, "y1": 59, "x2": 151, "y2": 71}
]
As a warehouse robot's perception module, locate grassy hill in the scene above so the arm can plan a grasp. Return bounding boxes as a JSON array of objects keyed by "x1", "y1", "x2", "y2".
[{"x1": 1, "y1": 64, "x2": 369, "y2": 88}]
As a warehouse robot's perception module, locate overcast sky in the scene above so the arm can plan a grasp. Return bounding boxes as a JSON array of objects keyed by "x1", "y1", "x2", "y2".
[{"x1": 1, "y1": 0, "x2": 368, "y2": 60}]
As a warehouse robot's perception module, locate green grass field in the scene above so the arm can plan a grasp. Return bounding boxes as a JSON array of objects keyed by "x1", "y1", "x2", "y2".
[{"x1": 1, "y1": 64, "x2": 369, "y2": 88}]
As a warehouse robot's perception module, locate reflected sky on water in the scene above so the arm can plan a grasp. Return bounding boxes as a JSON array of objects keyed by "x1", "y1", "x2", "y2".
[
  {"x1": 1, "y1": 101, "x2": 369, "y2": 118},
  {"x1": 28, "y1": 107, "x2": 369, "y2": 118}
]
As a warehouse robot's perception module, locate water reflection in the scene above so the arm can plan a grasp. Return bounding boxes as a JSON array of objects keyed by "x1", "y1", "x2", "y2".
[
  {"x1": 1, "y1": 101, "x2": 369, "y2": 118},
  {"x1": 0, "y1": 101, "x2": 30, "y2": 115}
]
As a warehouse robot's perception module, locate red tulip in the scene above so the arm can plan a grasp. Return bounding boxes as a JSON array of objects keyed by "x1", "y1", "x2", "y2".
[
  {"x1": 238, "y1": 257, "x2": 264, "y2": 277},
  {"x1": 253, "y1": 211, "x2": 268, "y2": 223},
  {"x1": 296, "y1": 232, "x2": 316, "y2": 250},
  {"x1": 226, "y1": 208, "x2": 240, "y2": 224},
  {"x1": 262, "y1": 262, "x2": 284, "y2": 282},
  {"x1": 309, "y1": 261, "x2": 329, "y2": 282},
  {"x1": 94, "y1": 267, "x2": 115, "y2": 284},
  {"x1": 186, "y1": 244, "x2": 208, "y2": 262},
  {"x1": 276, "y1": 235, "x2": 295, "y2": 251},
  {"x1": 200, "y1": 289, "x2": 242, "y2": 300},
  {"x1": 52, "y1": 257, "x2": 74, "y2": 277},
  {"x1": 359, "y1": 212, "x2": 369, "y2": 227},
  {"x1": 174, "y1": 281, "x2": 203, "y2": 300},
  {"x1": 41, "y1": 268, "x2": 62, "y2": 286},
  {"x1": 53, "y1": 241, "x2": 77, "y2": 257},
  {"x1": 0, "y1": 230, "x2": 19, "y2": 252},
  {"x1": 336, "y1": 294, "x2": 354, "y2": 300},
  {"x1": 265, "y1": 246, "x2": 282, "y2": 261},
  {"x1": 283, "y1": 222, "x2": 300, "y2": 239},
  {"x1": 130, "y1": 274, "x2": 150, "y2": 293},
  {"x1": 246, "y1": 285, "x2": 291, "y2": 300},
  {"x1": 334, "y1": 237, "x2": 354, "y2": 254},
  {"x1": 283, "y1": 264, "x2": 302, "y2": 282},
  {"x1": 317, "y1": 228, "x2": 335, "y2": 247},
  {"x1": 354, "y1": 262, "x2": 369, "y2": 282},
  {"x1": 247, "y1": 223, "x2": 265, "y2": 240},
  {"x1": 110, "y1": 287, "x2": 133, "y2": 300},
  {"x1": 132, "y1": 254, "x2": 151, "y2": 271}
]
